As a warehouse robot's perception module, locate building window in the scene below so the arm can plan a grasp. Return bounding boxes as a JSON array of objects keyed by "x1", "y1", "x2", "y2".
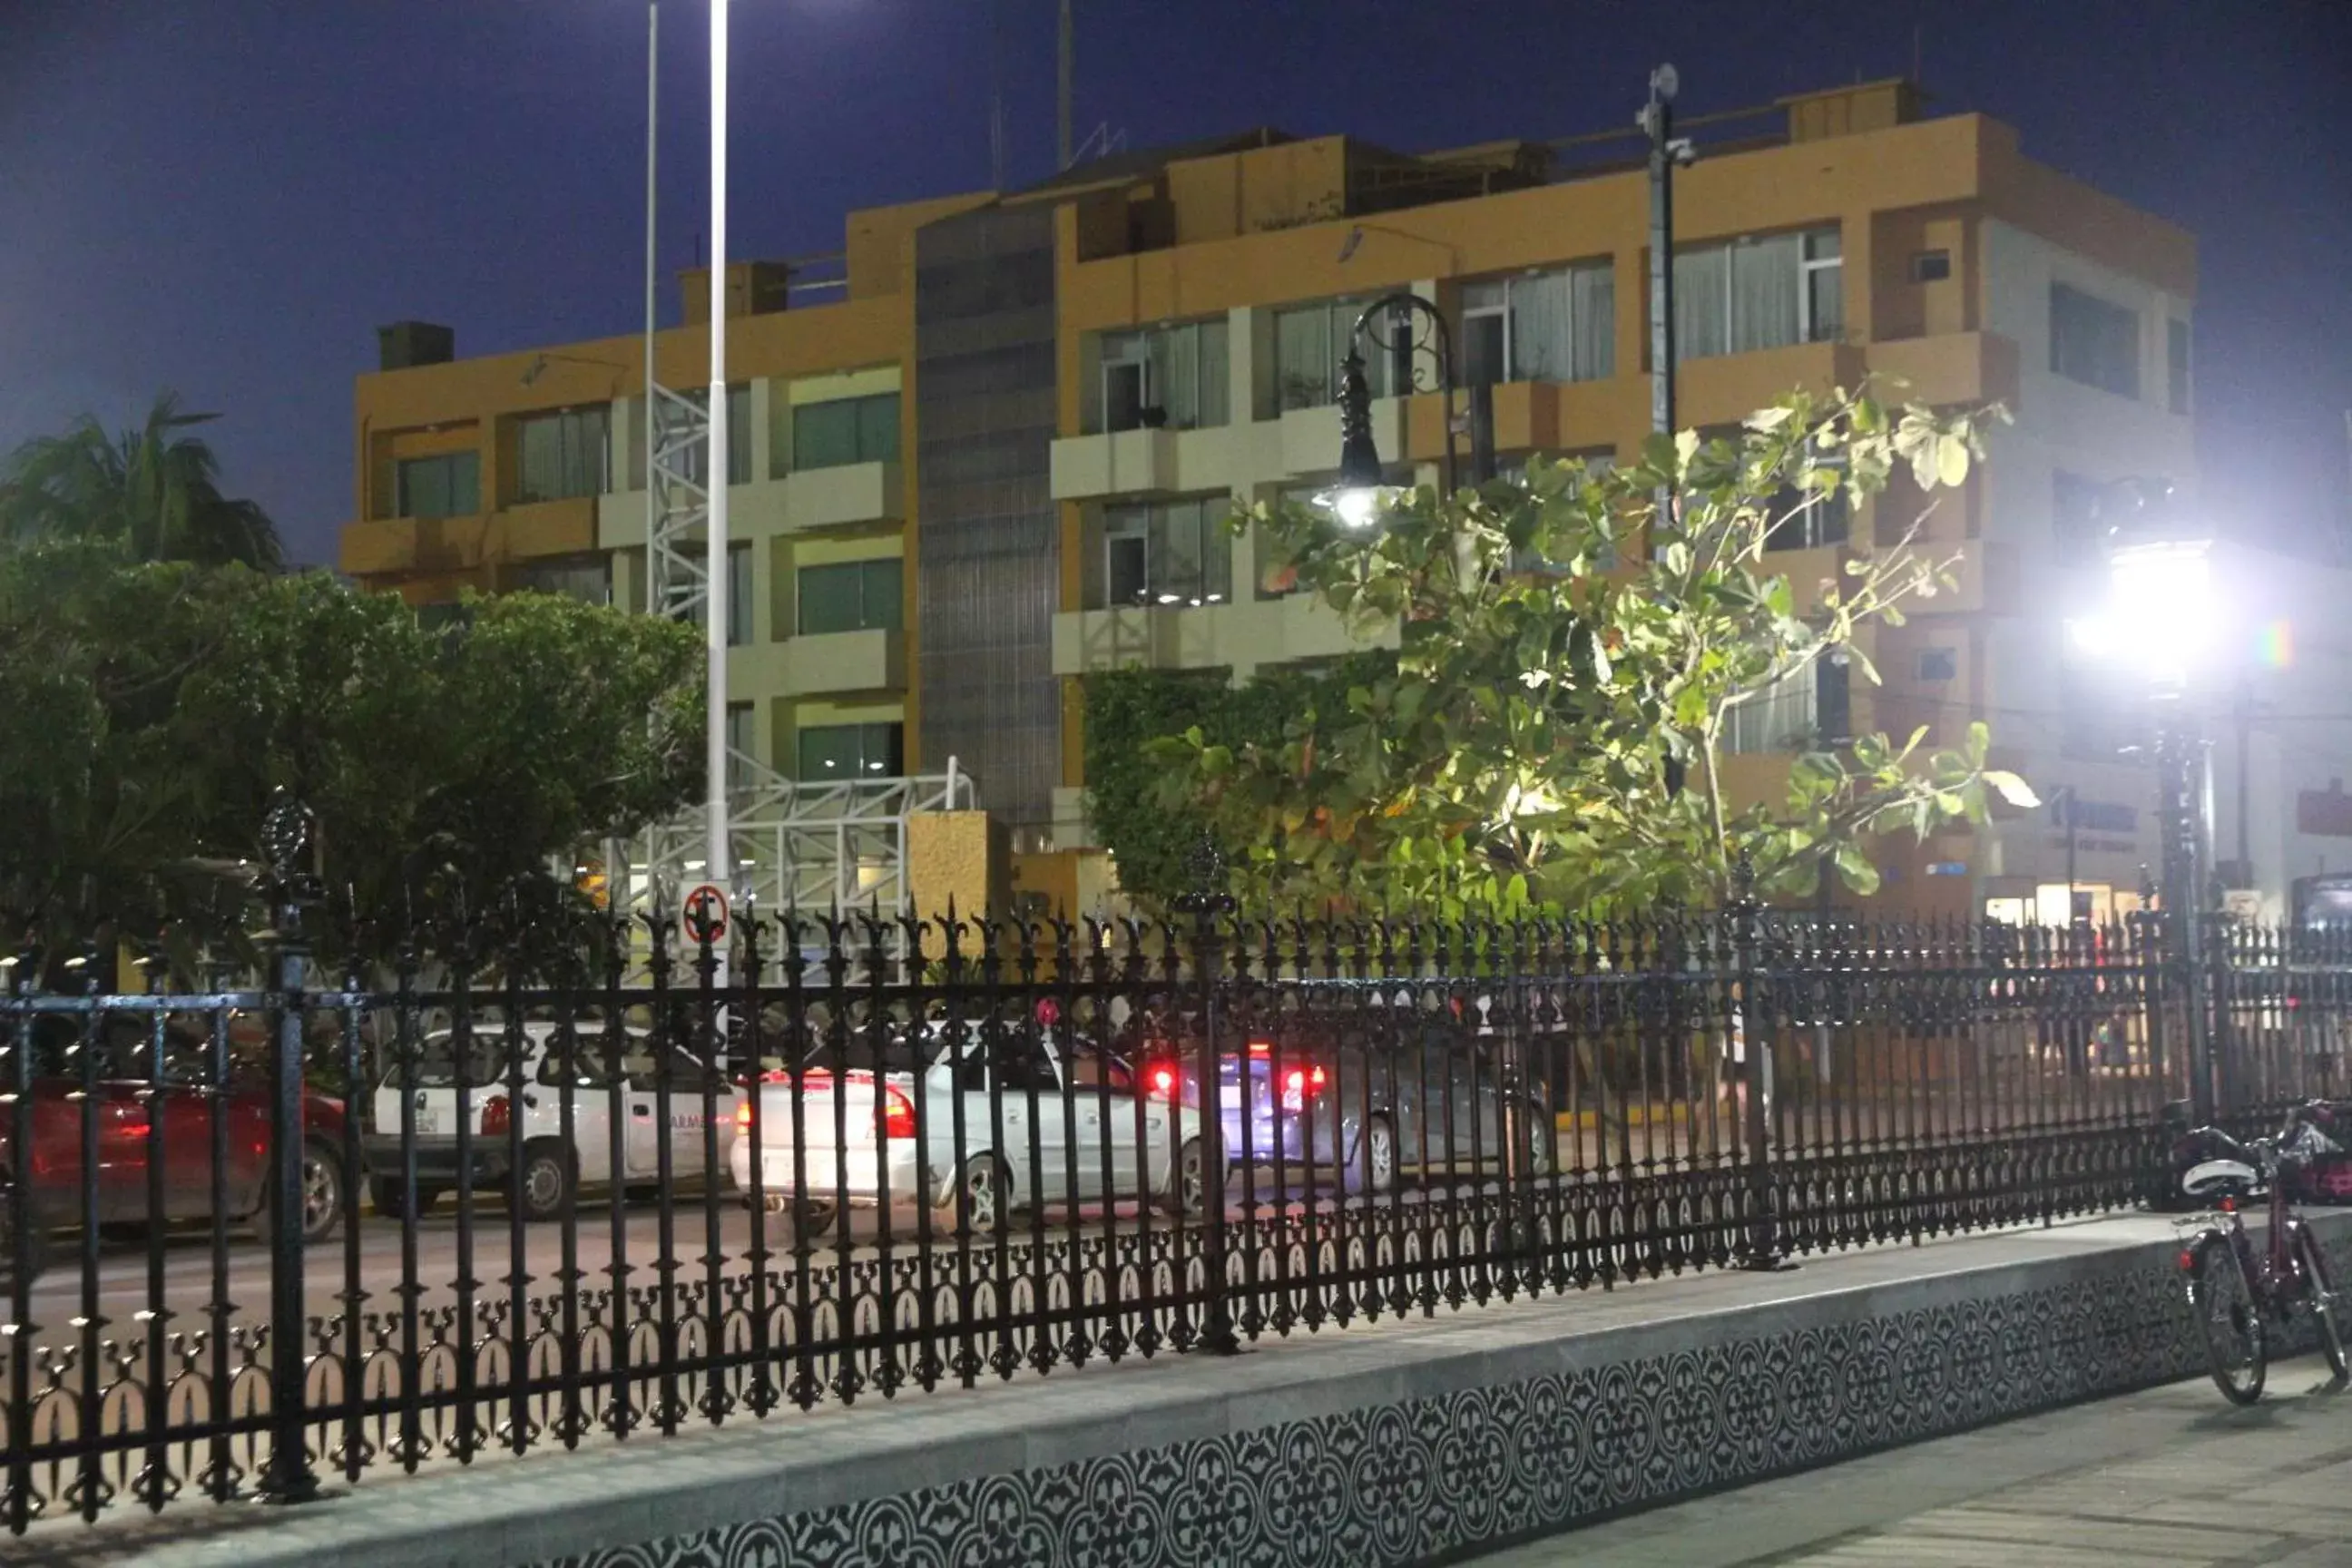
[
  {"x1": 393, "y1": 450, "x2": 480, "y2": 519},
  {"x1": 2167, "y1": 318, "x2": 2191, "y2": 416},
  {"x1": 725, "y1": 701, "x2": 757, "y2": 789},
  {"x1": 514, "y1": 406, "x2": 611, "y2": 503},
  {"x1": 797, "y1": 557, "x2": 903, "y2": 635},
  {"x1": 1093, "y1": 496, "x2": 1233, "y2": 609},
  {"x1": 792, "y1": 391, "x2": 899, "y2": 471},
  {"x1": 1765, "y1": 463, "x2": 1849, "y2": 551},
  {"x1": 510, "y1": 554, "x2": 612, "y2": 606},
  {"x1": 1724, "y1": 659, "x2": 1848, "y2": 753},
  {"x1": 1458, "y1": 262, "x2": 1614, "y2": 387},
  {"x1": 2050, "y1": 281, "x2": 2141, "y2": 399},
  {"x1": 2053, "y1": 470, "x2": 2106, "y2": 566},
  {"x1": 1916, "y1": 646, "x2": 1958, "y2": 682},
  {"x1": 1272, "y1": 298, "x2": 1406, "y2": 411},
  {"x1": 796, "y1": 720, "x2": 903, "y2": 781},
  {"x1": 1097, "y1": 318, "x2": 1229, "y2": 433},
  {"x1": 1911, "y1": 249, "x2": 1952, "y2": 283},
  {"x1": 1675, "y1": 227, "x2": 1842, "y2": 362},
  {"x1": 728, "y1": 542, "x2": 753, "y2": 646}
]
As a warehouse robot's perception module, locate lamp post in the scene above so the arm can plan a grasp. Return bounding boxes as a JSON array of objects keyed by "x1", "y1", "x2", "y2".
[
  {"x1": 705, "y1": 0, "x2": 733, "y2": 912},
  {"x1": 2068, "y1": 478, "x2": 2220, "y2": 1122},
  {"x1": 1321, "y1": 293, "x2": 1529, "y2": 1257},
  {"x1": 1319, "y1": 291, "x2": 1492, "y2": 530}
]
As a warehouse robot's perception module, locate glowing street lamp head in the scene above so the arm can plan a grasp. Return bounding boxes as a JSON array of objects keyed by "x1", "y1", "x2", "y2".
[
  {"x1": 1312, "y1": 349, "x2": 1393, "y2": 531},
  {"x1": 2070, "y1": 535, "x2": 2215, "y2": 695}
]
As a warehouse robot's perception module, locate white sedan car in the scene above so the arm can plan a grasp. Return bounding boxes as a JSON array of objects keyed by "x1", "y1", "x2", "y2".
[
  {"x1": 731, "y1": 1024, "x2": 1202, "y2": 1232},
  {"x1": 367, "y1": 1021, "x2": 743, "y2": 1220}
]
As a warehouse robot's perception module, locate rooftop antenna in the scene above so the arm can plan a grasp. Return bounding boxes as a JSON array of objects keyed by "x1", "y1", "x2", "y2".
[
  {"x1": 1057, "y1": 0, "x2": 1074, "y2": 170},
  {"x1": 990, "y1": 0, "x2": 1006, "y2": 189}
]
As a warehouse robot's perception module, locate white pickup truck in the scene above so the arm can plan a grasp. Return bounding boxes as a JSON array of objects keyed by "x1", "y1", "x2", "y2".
[
  {"x1": 368, "y1": 1021, "x2": 743, "y2": 1220},
  {"x1": 730, "y1": 1023, "x2": 1203, "y2": 1233}
]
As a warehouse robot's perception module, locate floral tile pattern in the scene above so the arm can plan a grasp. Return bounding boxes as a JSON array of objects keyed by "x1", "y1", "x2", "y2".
[{"x1": 540, "y1": 1230, "x2": 2349, "y2": 1568}]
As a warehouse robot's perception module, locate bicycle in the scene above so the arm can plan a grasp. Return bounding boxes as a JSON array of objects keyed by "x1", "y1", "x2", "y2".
[{"x1": 2175, "y1": 1108, "x2": 2348, "y2": 1404}]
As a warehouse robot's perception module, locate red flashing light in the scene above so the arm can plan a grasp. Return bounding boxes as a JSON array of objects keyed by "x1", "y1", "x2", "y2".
[
  {"x1": 2219, "y1": 1196, "x2": 2236, "y2": 1214},
  {"x1": 1280, "y1": 1063, "x2": 1328, "y2": 1112},
  {"x1": 1149, "y1": 1064, "x2": 1179, "y2": 1100},
  {"x1": 481, "y1": 1094, "x2": 512, "y2": 1138},
  {"x1": 2178, "y1": 1249, "x2": 2196, "y2": 1272}
]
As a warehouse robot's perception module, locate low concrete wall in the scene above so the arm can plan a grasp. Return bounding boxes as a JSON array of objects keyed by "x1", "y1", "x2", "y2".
[{"x1": 34, "y1": 1213, "x2": 2351, "y2": 1568}]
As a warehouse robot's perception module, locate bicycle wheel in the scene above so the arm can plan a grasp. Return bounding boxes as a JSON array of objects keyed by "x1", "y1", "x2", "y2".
[
  {"x1": 2192, "y1": 1233, "x2": 2267, "y2": 1405},
  {"x1": 2295, "y1": 1224, "x2": 2348, "y2": 1386}
]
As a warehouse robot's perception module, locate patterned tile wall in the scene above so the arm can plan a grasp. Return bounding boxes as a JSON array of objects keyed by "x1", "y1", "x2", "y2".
[{"x1": 540, "y1": 1229, "x2": 2349, "y2": 1568}]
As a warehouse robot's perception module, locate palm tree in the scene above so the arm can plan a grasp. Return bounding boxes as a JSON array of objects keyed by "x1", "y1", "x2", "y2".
[{"x1": 0, "y1": 393, "x2": 283, "y2": 569}]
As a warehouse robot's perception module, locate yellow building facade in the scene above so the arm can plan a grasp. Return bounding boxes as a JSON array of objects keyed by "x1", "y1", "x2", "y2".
[{"x1": 343, "y1": 81, "x2": 2195, "y2": 923}]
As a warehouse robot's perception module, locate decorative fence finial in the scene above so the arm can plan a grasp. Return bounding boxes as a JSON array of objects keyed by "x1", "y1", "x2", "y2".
[{"x1": 1173, "y1": 832, "x2": 1235, "y2": 916}]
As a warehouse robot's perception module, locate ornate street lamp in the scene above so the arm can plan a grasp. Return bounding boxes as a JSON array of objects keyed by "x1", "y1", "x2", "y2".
[
  {"x1": 1318, "y1": 292, "x2": 1493, "y2": 529},
  {"x1": 2067, "y1": 476, "x2": 2222, "y2": 1120}
]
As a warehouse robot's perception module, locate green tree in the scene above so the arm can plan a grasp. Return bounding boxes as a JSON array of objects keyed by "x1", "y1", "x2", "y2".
[
  {"x1": 1083, "y1": 653, "x2": 1392, "y2": 909},
  {"x1": 1149, "y1": 385, "x2": 2035, "y2": 916},
  {"x1": 1, "y1": 393, "x2": 283, "y2": 569},
  {"x1": 0, "y1": 547, "x2": 700, "y2": 974}
]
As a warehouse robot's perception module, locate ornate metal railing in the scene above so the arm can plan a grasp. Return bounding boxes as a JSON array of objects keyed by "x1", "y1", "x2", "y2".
[{"x1": 1, "y1": 815, "x2": 2346, "y2": 1536}]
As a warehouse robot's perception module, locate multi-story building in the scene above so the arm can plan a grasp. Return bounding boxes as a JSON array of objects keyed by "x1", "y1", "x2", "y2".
[{"x1": 345, "y1": 78, "x2": 2230, "y2": 924}]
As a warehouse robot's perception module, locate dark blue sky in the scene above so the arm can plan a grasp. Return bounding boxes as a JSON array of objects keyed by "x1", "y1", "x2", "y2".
[{"x1": 5, "y1": 1, "x2": 2347, "y2": 567}]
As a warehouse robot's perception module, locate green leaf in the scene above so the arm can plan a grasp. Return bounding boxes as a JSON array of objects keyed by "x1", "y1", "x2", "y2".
[
  {"x1": 1936, "y1": 434, "x2": 1971, "y2": 488},
  {"x1": 1982, "y1": 769, "x2": 2041, "y2": 808},
  {"x1": 1833, "y1": 843, "x2": 1881, "y2": 897}
]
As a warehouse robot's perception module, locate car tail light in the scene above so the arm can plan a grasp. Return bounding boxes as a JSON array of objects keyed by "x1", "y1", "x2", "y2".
[
  {"x1": 735, "y1": 1101, "x2": 754, "y2": 1133},
  {"x1": 481, "y1": 1094, "x2": 512, "y2": 1138},
  {"x1": 877, "y1": 1086, "x2": 916, "y2": 1141},
  {"x1": 1146, "y1": 1063, "x2": 1181, "y2": 1101},
  {"x1": 1280, "y1": 1064, "x2": 1328, "y2": 1113},
  {"x1": 2179, "y1": 1249, "x2": 2196, "y2": 1272}
]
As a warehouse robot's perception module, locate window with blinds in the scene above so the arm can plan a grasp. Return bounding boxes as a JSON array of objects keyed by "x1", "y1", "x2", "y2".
[
  {"x1": 1092, "y1": 496, "x2": 1233, "y2": 608},
  {"x1": 1723, "y1": 660, "x2": 1849, "y2": 753},
  {"x1": 1096, "y1": 319, "x2": 1230, "y2": 433},
  {"x1": 1458, "y1": 262, "x2": 1615, "y2": 387},
  {"x1": 1674, "y1": 228, "x2": 1843, "y2": 362},
  {"x1": 793, "y1": 392, "x2": 900, "y2": 471},
  {"x1": 1271, "y1": 298, "x2": 1406, "y2": 411},
  {"x1": 394, "y1": 451, "x2": 479, "y2": 519},
  {"x1": 797, "y1": 557, "x2": 904, "y2": 635},
  {"x1": 514, "y1": 406, "x2": 611, "y2": 503},
  {"x1": 796, "y1": 721, "x2": 904, "y2": 781}
]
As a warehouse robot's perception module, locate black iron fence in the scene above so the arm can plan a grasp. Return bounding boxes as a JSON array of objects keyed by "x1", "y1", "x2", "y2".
[{"x1": 3, "y1": 848, "x2": 2347, "y2": 1534}]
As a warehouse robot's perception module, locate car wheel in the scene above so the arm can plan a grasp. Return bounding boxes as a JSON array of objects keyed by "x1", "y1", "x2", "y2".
[
  {"x1": 1351, "y1": 1116, "x2": 1397, "y2": 1196},
  {"x1": 793, "y1": 1196, "x2": 840, "y2": 1237},
  {"x1": 515, "y1": 1142, "x2": 576, "y2": 1223},
  {"x1": 1524, "y1": 1104, "x2": 1557, "y2": 1179},
  {"x1": 1157, "y1": 1139, "x2": 1206, "y2": 1217},
  {"x1": 258, "y1": 1142, "x2": 346, "y2": 1247},
  {"x1": 369, "y1": 1177, "x2": 444, "y2": 1220},
  {"x1": 942, "y1": 1155, "x2": 1006, "y2": 1234}
]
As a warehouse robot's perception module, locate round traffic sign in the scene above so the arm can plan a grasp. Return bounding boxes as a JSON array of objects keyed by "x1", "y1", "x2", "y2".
[{"x1": 682, "y1": 883, "x2": 730, "y2": 947}]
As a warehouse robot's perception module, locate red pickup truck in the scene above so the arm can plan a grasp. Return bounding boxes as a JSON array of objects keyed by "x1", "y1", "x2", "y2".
[{"x1": 1, "y1": 1019, "x2": 353, "y2": 1289}]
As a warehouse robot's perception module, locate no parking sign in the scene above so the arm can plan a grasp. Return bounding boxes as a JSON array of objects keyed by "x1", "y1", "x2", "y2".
[{"x1": 681, "y1": 884, "x2": 730, "y2": 948}]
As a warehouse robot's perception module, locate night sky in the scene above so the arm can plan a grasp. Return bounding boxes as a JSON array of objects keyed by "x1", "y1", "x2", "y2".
[{"x1": 5, "y1": 1, "x2": 2348, "y2": 568}]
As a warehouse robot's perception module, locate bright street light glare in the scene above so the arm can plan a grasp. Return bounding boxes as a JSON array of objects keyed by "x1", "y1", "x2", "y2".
[
  {"x1": 1322, "y1": 485, "x2": 1386, "y2": 531},
  {"x1": 2112, "y1": 538, "x2": 2215, "y2": 687}
]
